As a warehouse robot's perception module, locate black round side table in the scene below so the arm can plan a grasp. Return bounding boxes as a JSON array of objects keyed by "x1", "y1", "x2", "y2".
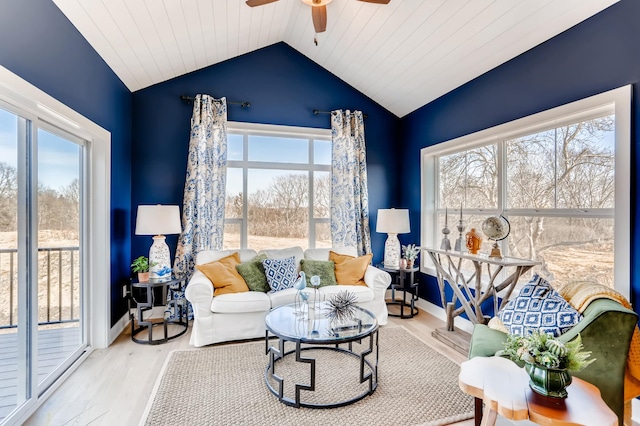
[
  {"x1": 378, "y1": 265, "x2": 420, "y2": 319},
  {"x1": 128, "y1": 277, "x2": 188, "y2": 344}
]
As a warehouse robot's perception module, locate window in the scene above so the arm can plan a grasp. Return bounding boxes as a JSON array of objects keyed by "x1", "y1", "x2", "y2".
[
  {"x1": 223, "y1": 122, "x2": 331, "y2": 251},
  {"x1": 421, "y1": 86, "x2": 630, "y2": 298}
]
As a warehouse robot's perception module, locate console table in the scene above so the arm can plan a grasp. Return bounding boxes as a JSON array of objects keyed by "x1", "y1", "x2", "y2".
[{"x1": 423, "y1": 247, "x2": 539, "y2": 352}]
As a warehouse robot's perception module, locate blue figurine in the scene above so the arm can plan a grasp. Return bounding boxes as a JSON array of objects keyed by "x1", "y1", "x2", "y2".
[{"x1": 294, "y1": 271, "x2": 307, "y2": 291}]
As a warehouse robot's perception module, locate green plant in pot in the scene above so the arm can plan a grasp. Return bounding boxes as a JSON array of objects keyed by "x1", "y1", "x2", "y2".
[
  {"x1": 401, "y1": 244, "x2": 420, "y2": 268},
  {"x1": 499, "y1": 330, "x2": 595, "y2": 398},
  {"x1": 131, "y1": 255, "x2": 151, "y2": 283}
]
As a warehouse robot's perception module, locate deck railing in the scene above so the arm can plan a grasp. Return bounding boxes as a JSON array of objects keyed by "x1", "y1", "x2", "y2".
[{"x1": 0, "y1": 246, "x2": 80, "y2": 329}]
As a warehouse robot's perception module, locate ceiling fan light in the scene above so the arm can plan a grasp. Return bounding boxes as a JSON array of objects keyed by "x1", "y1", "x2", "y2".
[{"x1": 301, "y1": 0, "x2": 334, "y2": 7}]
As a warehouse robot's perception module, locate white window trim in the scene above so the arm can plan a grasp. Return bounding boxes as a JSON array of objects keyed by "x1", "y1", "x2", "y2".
[
  {"x1": 226, "y1": 121, "x2": 331, "y2": 250},
  {"x1": 0, "y1": 65, "x2": 112, "y2": 349},
  {"x1": 420, "y1": 85, "x2": 631, "y2": 299}
]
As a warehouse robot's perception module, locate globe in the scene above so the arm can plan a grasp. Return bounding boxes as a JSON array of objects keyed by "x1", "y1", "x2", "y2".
[{"x1": 481, "y1": 215, "x2": 510, "y2": 241}]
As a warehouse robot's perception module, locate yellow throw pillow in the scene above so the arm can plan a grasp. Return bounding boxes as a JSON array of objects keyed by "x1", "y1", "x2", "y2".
[
  {"x1": 196, "y1": 252, "x2": 249, "y2": 296},
  {"x1": 329, "y1": 251, "x2": 372, "y2": 286}
]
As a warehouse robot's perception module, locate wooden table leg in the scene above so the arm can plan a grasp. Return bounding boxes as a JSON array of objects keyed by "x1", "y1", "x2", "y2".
[
  {"x1": 480, "y1": 408, "x2": 498, "y2": 426},
  {"x1": 474, "y1": 397, "x2": 483, "y2": 426}
]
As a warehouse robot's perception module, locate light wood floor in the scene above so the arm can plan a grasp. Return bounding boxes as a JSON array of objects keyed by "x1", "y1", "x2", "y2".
[{"x1": 25, "y1": 310, "x2": 477, "y2": 426}]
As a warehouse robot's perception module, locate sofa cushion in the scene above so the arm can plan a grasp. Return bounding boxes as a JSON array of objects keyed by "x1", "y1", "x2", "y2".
[
  {"x1": 196, "y1": 252, "x2": 249, "y2": 296},
  {"x1": 319, "y1": 284, "x2": 374, "y2": 303},
  {"x1": 469, "y1": 324, "x2": 509, "y2": 359},
  {"x1": 236, "y1": 254, "x2": 269, "y2": 292},
  {"x1": 329, "y1": 251, "x2": 372, "y2": 286},
  {"x1": 304, "y1": 246, "x2": 357, "y2": 261},
  {"x1": 196, "y1": 249, "x2": 258, "y2": 265},
  {"x1": 210, "y1": 291, "x2": 271, "y2": 314},
  {"x1": 258, "y1": 247, "x2": 304, "y2": 270},
  {"x1": 497, "y1": 275, "x2": 582, "y2": 337},
  {"x1": 300, "y1": 259, "x2": 337, "y2": 287},
  {"x1": 267, "y1": 288, "x2": 299, "y2": 308},
  {"x1": 263, "y1": 256, "x2": 299, "y2": 292}
]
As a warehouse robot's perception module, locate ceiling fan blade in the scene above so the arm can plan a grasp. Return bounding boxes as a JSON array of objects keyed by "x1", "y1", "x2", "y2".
[
  {"x1": 358, "y1": 0, "x2": 390, "y2": 4},
  {"x1": 246, "y1": 0, "x2": 279, "y2": 7},
  {"x1": 312, "y1": 5, "x2": 327, "y2": 33}
]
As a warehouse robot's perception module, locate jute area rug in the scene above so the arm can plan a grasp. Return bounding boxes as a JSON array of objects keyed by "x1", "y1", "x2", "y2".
[{"x1": 142, "y1": 326, "x2": 474, "y2": 426}]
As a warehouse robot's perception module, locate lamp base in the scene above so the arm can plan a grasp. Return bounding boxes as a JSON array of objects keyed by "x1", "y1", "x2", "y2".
[
  {"x1": 383, "y1": 233, "x2": 400, "y2": 269},
  {"x1": 149, "y1": 235, "x2": 172, "y2": 282}
]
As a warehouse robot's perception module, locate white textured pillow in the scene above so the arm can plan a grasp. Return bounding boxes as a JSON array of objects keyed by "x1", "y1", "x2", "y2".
[
  {"x1": 258, "y1": 247, "x2": 304, "y2": 270},
  {"x1": 196, "y1": 249, "x2": 258, "y2": 265},
  {"x1": 304, "y1": 246, "x2": 357, "y2": 261}
]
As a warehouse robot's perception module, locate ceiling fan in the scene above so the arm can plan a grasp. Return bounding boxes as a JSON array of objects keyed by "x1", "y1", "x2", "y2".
[{"x1": 246, "y1": 0, "x2": 390, "y2": 34}]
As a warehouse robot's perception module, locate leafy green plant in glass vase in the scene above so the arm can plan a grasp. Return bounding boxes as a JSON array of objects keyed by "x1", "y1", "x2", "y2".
[
  {"x1": 499, "y1": 331, "x2": 595, "y2": 398},
  {"x1": 401, "y1": 244, "x2": 420, "y2": 268}
]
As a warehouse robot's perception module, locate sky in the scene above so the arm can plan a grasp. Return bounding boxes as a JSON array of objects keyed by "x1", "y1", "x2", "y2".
[{"x1": 0, "y1": 107, "x2": 80, "y2": 191}]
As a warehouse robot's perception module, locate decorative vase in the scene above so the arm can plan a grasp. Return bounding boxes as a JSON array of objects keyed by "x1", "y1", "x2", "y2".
[
  {"x1": 524, "y1": 362, "x2": 572, "y2": 398},
  {"x1": 406, "y1": 259, "x2": 414, "y2": 269},
  {"x1": 137, "y1": 272, "x2": 150, "y2": 283}
]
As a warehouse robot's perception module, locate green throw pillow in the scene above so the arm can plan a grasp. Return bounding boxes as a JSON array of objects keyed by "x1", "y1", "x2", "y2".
[
  {"x1": 300, "y1": 259, "x2": 337, "y2": 287},
  {"x1": 236, "y1": 254, "x2": 269, "y2": 292}
]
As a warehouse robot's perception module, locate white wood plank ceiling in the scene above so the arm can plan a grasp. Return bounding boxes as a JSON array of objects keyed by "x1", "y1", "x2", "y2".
[{"x1": 52, "y1": 0, "x2": 618, "y2": 117}]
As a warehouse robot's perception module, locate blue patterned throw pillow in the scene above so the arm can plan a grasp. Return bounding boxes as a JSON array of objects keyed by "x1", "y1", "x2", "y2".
[
  {"x1": 262, "y1": 256, "x2": 298, "y2": 292},
  {"x1": 497, "y1": 275, "x2": 582, "y2": 337}
]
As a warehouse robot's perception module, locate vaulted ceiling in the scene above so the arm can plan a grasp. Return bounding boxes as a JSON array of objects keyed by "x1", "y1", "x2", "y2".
[{"x1": 52, "y1": 0, "x2": 618, "y2": 117}]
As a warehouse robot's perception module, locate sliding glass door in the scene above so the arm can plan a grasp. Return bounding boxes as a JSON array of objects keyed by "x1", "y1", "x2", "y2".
[
  {"x1": 0, "y1": 106, "x2": 24, "y2": 422},
  {"x1": 35, "y1": 127, "x2": 85, "y2": 392},
  {"x1": 0, "y1": 107, "x2": 87, "y2": 424}
]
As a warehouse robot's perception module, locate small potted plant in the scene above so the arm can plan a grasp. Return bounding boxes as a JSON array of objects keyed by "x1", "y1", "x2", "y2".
[
  {"x1": 131, "y1": 255, "x2": 151, "y2": 283},
  {"x1": 499, "y1": 331, "x2": 595, "y2": 398},
  {"x1": 401, "y1": 244, "x2": 420, "y2": 268}
]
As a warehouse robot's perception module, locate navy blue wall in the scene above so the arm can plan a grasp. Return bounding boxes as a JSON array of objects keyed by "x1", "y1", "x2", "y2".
[
  {"x1": 0, "y1": 0, "x2": 133, "y2": 326},
  {"x1": 402, "y1": 0, "x2": 640, "y2": 312},
  {"x1": 131, "y1": 43, "x2": 401, "y2": 264}
]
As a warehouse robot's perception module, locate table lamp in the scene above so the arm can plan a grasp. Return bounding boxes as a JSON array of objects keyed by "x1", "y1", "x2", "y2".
[
  {"x1": 135, "y1": 205, "x2": 182, "y2": 282},
  {"x1": 376, "y1": 208, "x2": 410, "y2": 269}
]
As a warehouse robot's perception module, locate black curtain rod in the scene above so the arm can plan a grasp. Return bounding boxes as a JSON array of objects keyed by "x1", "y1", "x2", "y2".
[
  {"x1": 180, "y1": 95, "x2": 251, "y2": 109},
  {"x1": 313, "y1": 109, "x2": 368, "y2": 119}
]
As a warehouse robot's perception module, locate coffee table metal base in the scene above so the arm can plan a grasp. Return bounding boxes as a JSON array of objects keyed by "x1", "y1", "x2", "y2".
[{"x1": 264, "y1": 330, "x2": 378, "y2": 409}]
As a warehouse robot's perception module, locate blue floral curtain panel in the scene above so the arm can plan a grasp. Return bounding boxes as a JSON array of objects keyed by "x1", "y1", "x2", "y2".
[
  {"x1": 330, "y1": 109, "x2": 372, "y2": 255},
  {"x1": 174, "y1": 94, "x2": 228, "y2": 281}
]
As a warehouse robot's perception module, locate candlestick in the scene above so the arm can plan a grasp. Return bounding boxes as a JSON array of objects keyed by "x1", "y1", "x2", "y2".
[
  {"x1": 441, "y1": 206, "x2": 452, "y2": 250},
  {"x1": 454, "y1": 206, "x2": 466, "y2": 252}
]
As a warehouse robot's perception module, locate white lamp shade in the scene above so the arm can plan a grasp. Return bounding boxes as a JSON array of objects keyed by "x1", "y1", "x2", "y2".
[
  {"x1": 135, "y1": 205, "x2": 182, "y2": 235},
  {"x1": 376, "y1": 209, "x2": 410, "y2": 234}
]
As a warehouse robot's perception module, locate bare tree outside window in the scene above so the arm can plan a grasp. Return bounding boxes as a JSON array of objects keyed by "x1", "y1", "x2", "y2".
[
  {"x1": 437, "y1": 115, "x2": 615, "y2": 287},
  {"x1": 223, "y1": 128, "x2": 331, "y2": 250}
]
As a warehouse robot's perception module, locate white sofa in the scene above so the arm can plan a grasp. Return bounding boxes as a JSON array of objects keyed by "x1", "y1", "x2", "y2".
[{"x1": 185, "y1": 246, "x2": 391, "y2": 347}]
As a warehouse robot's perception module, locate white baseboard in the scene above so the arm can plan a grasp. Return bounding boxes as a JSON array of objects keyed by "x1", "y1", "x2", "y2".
[
  {"x1": 632, "y1": 398, "x2": 639, "y2": 425},
  {"x1": 108, "y1": 312, "x2": 130, "y2": 346}
]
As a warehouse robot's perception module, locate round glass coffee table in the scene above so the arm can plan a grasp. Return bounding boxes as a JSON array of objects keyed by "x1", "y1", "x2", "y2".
[{"x1": 264, "y1": 302, "x2": 378, "y2": 408}]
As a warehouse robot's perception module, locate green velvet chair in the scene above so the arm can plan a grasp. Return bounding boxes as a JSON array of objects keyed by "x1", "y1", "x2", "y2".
[{"x1": 469, "y1": 298, "x2": 637, "y2": 425}]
